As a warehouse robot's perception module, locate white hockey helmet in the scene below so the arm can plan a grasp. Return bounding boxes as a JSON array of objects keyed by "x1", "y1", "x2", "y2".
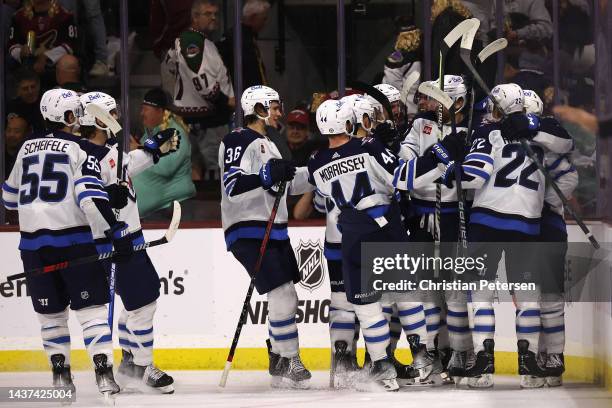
[
  {"x1": 488, "y1": 83, "x2": 524, "y2": 117},
  {"x1": 341, "y1": 94, "x2": 376, "y2": 133},
  {"x1": 40, "y1": 88, "x2": 82, "y2": 127},
  {"x1": 523, "y1": 89, "x2": 544, "y2": 116},
  {"x1": 79, "y1": 92, "x2": 118, "y2": 130},
  {"x1": 316, "y1": 99, "x2": 355, "y2": 136},
  {"x1": 240, "y1": 85, "x2": 280, "y2": 120},
  {"x1": 374, "y1": 83, "x2": 401, "y2": 104},
  {"x1": 442, "y1": 75, "x2": 468, "y2": 111}
]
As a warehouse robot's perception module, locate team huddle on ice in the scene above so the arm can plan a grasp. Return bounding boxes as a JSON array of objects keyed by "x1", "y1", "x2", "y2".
[{"x1": 220, "y1": 78, "x2": 575, "y2": 392}]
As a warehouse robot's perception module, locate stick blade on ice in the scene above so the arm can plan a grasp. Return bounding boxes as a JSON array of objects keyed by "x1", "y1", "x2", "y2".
[{"x1": 85, "y1": 103, "x2": 122, "y2": 135}]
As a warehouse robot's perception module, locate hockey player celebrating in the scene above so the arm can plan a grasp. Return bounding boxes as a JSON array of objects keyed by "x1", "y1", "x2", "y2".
[
  {"x1": 523, "y1": 89, "x2": 577, "y2": 387},
  {"x1": 219, "y1": 85, "x2": 313, "y2": 388},
  {"x1": 450, "y1": 83, "x2": 550, "y2": 388},
  {"x1": 308, "y1": 98, "x2": 406, "y2": 391},
  {"x1": 374, "y1": 83, "x2": 408, "y2": 135},
  {"x1": 398, "y1": 75, "x2": 473, "y2": 380},
  {"x1": 78, "y1": 91, "x2": 179, "y2": 393},
  {"x1": 1, "y1": 89, "x2": 131, "y2": 399}
]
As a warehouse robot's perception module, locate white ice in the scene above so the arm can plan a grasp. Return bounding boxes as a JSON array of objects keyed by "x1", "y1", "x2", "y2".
[{"x1": 0, "y1": 370, "x2": 610, "y2": 408}]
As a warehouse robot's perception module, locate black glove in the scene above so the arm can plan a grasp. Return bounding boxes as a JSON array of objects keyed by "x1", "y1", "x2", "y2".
[
  {"x1": 105, "y1": 182, "x2": 129, "y2": 209},
  {"x1": 104, "y1": 221, "x2": 133, "y2": 262},
  {"x1": 372, "y1": 121, "x2": 397, "y2": 146},
  {"x1": 500, "y1": 112, "x2": 536, "y2": 142},
  {"x1": 430, "y1": 131, "x2": 467, "y2": 164},
  {"x1": 143, "y1": 128, "x2": 180, "y2": 163},
  {"x1": 259, "y1": 159, "x2": 296, "y2": 189}
]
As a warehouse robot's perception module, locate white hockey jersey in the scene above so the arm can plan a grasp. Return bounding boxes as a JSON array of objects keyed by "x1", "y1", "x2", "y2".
[
  {"x1": 398, "y1": 112, "x2": 467, "y2": 214},
  {"x1": 168, "y1": 30, "x2": 234, "y2": 116},
  {"x1": 460, "y1": 122, "x2": 546, "y2": 235},
  {"x1": 313, "y1": 191, "x2": 341, "y2": 260},
  {"x1": 2, "y1": 131, "x2": 117, "y2": 250},
  {"x1": 219, "y1": 127, "x2": 312, "y2": 249},
  {"x1": 543, "y1": 153, "x2": 578, "y2": 216},
  {"x1": 90, "y1": 141, "x2": 155, "y2": 243}
]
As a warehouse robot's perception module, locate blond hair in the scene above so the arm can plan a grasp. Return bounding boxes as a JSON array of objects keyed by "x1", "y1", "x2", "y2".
[
  {"x1": 160, "y1": 110, "x2": 190, "y2": 135},
  {"x1": 431, "y1": 0, "x2": 473, "y2": 21}
]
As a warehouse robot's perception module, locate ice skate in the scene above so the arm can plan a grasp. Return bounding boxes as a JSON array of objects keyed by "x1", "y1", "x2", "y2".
[
  {"x1": 545, "y1": 353, "x2": 564, "y2": 387},
  {"x1": 93, "y1": 354, "x2": 120, "y2": 404},
  {"x1": 117, "y1": 349, "x2": 137, "y2": 379},
  {"x1": 518, "y1": 340, "x2": 547, "y2": 389},
  {"x1": 447, "y1": 349, "x2": 475, "y2": 386},
  {"x1": 359, "y1": 357, "x2": 399, "y2": 392},
  {"x1": 465, "y1": 340, "x2": 495, "y2": 389},
  {"x1": 51, "y1": 354, "x2": 75, "y2": 405},
  {"x1": 406, "y1": 334, "x2": 443, "y2": 385},
  {"x1": 330, "y1": 340, "x2": 360, "y2": 388},
  {"x1": 391, "y1": 355, "x2": 419, "y2": 386},
  {"x1": 273, "y1": 355, "x2": 312, "y2": 389},
  {"x1": 139, "y1": 365, "x2": 175, "y2": 394}
]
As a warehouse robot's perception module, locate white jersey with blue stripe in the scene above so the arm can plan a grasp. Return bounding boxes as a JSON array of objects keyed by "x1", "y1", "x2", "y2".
[
  {"x1": 313, "y1": 190, "x2": 341, "y2": 260},
  {"x1": 219, "y1": 127, "x2": 312, "y2": 249},
  {"x1": 2, "y1": 131, "x2": 116, "y2": 250},
  {"x1": 307, "y1": 137, "x2": 397, "y2": 214},
  {"x1": 398, "y1": 112, "x2": 467, "y2": 214},
  {"x1": 460, "y1": 122, "x2": 546, "y2": 235},
  {"x1": 92, "y1": 140, "x2": 155, "y2": 240}
]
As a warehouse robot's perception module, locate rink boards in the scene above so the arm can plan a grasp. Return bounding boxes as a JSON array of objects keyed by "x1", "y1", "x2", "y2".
[{"x1": 0, "y1": 224, "x2": 610, "y2": 389}]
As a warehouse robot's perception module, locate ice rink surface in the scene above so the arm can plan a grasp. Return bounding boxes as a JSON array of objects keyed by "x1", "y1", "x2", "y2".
[{"x1": 0, "y1": 370, "x2": 610, "y2": 408}]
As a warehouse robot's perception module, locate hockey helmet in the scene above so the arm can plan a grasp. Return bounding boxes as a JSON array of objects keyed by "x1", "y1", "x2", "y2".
[
  {"x1": 240, "y1": 85, "x2": 281, "y2": 121},
  {"x1": 79, "y1": 92, "x2": 118, "y2": 131},
  {"x1": 523, "y1": 89, "x2": 544, "y2": 116},
  {"x1": 40, "y1": 88, "x2": 82, "y2": 127},
  {"x1": 316, "y1": 99, "x2": 355, "y2": 136},
  {"x1": 487, "y1": 83, "x2": 524, "y2": 117}
]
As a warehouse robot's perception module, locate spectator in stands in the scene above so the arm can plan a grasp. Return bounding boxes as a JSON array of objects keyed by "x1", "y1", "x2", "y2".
[
  {"x1": 8, "y1": 0, "x2": 78, "y2": 89},
  {"x1": 132, "y1": 88, "x2": 196, "y2": 218},
  {"x1": 55, "y1": 54, "x2": 86, "y2": 93},
  {"x1": 490, "y1": 0, "x2": 553, "y2": 45},
  {"x1": 7, "y1": 69, "x2": 45, "y2": 133},
  {"x1": 284, "y1": 109, "x2": 324, "y2": 166},
  {"x1": 5, "y1": 114, "x2": 32, "y2": 176},
  {"x1": 218, "y1": 0, "x2": 271, "y2": 88},
  {"x1": 58, "y1": 0, "x2": 109, "y2": 76},
  {"x1": 168, "y1": 0, "x2": 234, "y2": 181},
  {"x1": 150, "y1": 0, "x2": 194, "y2": 95}
]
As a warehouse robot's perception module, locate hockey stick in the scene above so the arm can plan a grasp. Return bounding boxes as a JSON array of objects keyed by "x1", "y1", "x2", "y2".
[
  {"x1": 85, "y1": 103, "x2": 125, "y2": 334},
  {"x1": 349, "y1": 80, "x2": 393, "y2": 122},
  {"x1": 433, "y1": 18, "x2": 479, "y2": 274},
  {"x1": 457, "y1": 58, "x2": 601, "y2": 250},
  {"x1": 219, "y1": 182, "x2": 288, "y2": 388},
  {"x1": 7, "y1": 201, "x2": 182, "y2": 281},
  {"x1": 417, "y1": 82, "x2": 467, "y2": 251}
]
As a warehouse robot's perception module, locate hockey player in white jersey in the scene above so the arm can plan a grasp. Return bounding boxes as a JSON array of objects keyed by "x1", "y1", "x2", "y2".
[
  {"x1": 523, "y1": 90, "x2": 577, "y2": 388},
  {"x1": 398, "y1": 75, "x2": 473, "y2": 380},
  {"x1": 78, "y1": 91, "x2": 179, "y2": 393},
  {"x1": 447, "y1": 83, "x2": 551, "y2": 388},
  {"x1": 1, "y1": 89, "x2": 133, "y2": 399},
  {"x1": 219, "y1": 85, "x2": 313, "y2": 388}
]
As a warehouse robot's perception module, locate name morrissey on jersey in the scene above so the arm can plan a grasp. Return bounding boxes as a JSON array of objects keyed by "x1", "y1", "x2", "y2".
[
  {"x1": 319, "y1": 156, "x2": 366, "y2": 182},
  {"x1": 23, "y1": 139, "x2": 70, "y2": 155}
]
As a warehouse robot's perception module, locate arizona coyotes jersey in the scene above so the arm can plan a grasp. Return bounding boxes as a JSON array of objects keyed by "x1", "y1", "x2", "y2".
[
  {"x1": 399, "y1": 112, "x2": 467, "y2": 214},
  {"x1": 169, "y1": 29, "x2": 234, "y2": 116},
  {"x1": 461, "y1": 123, "x2": 546, "y2": 235},
  {"x1": 220, "y1": 127, "x2": 312, "y2": 249},
  {"x1": 2, "y1": 131, "x2": 113, "y2": 250},
  {"x1": 307, "y1": 137, "x2": 397, "y2": 216},
  {"x1": 8, "y1": 4, "x2": 77, "y2": 64},
  {"x1": 91, "y1": 141, "x2": 155, "y2": 241}
]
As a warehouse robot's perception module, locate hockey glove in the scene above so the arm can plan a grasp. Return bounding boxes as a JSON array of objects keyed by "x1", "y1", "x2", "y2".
[
  {"x1": 372, "y1": 121, "x2": 398, "y2": 147},
  {"x1": 439, "y1": 161, "x2": 459, "y2": 189},
  {"x1": 104, "y1": 221, "x2": 133, "y2": 262},
  {"x1": 501, "y1": 113, "x2": 537, "y2": 142},
  {"x1": 143, "y1": 128, "x2": 181, "y2": 163},
  {"x1": 259, "y1": 159, "x2": 296, "y2": 189},
  {"x1": 105, "y1": 182, "x2": 129, "y2": 210},
  {"x1": 430, "y1": 131, "x2": 467, "y2": 165}
]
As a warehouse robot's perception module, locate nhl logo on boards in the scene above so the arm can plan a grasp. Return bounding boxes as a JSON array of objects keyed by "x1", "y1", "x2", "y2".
[
  {"x1": 424, "y1": 125, "x2": 432, "y2": 135},
  {"x1": 295, "y1": 240, "x2": 325, "y2": 292}
]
